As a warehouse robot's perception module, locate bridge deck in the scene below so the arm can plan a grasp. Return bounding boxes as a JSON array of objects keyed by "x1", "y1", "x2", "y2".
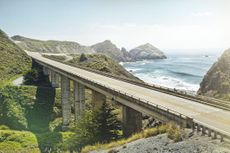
[{"x1": 27, "y1": 52, "x2": 230, "y2": 137}]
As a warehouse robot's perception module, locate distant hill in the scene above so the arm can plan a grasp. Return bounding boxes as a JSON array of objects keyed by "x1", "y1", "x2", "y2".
[
  {"x1": 12, "y1": 35, "x2": 166, "y2": 62},
  {"x1": 12, "y1": 35, "x2": 94, "y2": 54},
  {"x1": 91, "y1": 40, "x2": 131, "y2": 62},
  {"x1": 129, "y1": 43, "x2": 166, "y2": 61},
  {"x1": 198, "y1": 49, "x2": 230, "y2": 101},
  {"x1": 0, "y1": 30, "x2": 31, "y2": 83}
]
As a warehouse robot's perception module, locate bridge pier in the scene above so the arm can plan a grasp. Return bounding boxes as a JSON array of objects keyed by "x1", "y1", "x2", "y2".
[
  {"x1": 74, "y1": 82, "x2": 85, "y2": 121},
  {"x1": 122, "y1": 105, "x2": 142, "y2": 137},
  {"x1": 50, "y1": 71, "x2": 59, "y2": 88},
  {"x1": 61, "y1": 75, "x2": 71, "y2": 130},
  {"x1": 43, "y1": 67, "x2": 49, "y2": 76}
]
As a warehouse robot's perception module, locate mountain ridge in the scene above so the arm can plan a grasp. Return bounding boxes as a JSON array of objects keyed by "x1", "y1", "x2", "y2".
[{"x1": 11, "y1": 35, "x2": 166, "y2": 62}]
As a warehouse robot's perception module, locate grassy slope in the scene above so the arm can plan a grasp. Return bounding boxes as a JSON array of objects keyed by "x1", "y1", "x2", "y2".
[
  {"x1": 11, "y1": 35, "x2": 92, "y2": 54},
  {"x1": 198, "y1": 49, "x2": 230, "y2": 101},
  {"x1": 44, "y1": 54, "x2": 140, "y2": 81},
  {"x1": 0, "y1": 30, "x2": 31, "y2": 84}
]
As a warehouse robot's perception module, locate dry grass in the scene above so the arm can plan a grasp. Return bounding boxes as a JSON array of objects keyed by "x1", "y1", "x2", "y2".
[{"x1": 81, "y1": 124, "x2": 171, "y2": 153}]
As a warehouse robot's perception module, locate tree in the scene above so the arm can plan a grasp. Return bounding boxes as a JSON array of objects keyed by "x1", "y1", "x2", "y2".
[
  {"x1": 63, "y1": 110, "x2": 99, "y2": 151},
  {"x1": 79, "y1": 53, "x2": 87, "y2": 62},
  {"x1": 96, "y1": 102, "x2": 121, "y2": 142},
  {"x1": 64, "y1": 102, "x2": 121, "y2": 151}
]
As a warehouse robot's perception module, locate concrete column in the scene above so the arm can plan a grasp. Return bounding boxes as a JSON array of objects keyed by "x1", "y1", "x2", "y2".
[
  {"x1": 74, "y1": 82, "x2": 85, "y2": 121},
  {"x1": 61, "y1": 75, "x2": 71, "y2": 130},
  {"x1": 54, "y1": 73, "x2": 60, "y2": 88},
  {"x1": 122, "y1": 105, "x2": 142, "y2": 137},
  {"x1": 213, "y1": 132, "x2": 217, "y2": 139},
  {"x1": 43, "y1": 67, "x2": 49, "y2": 76},
  {"x1": 49, "y1": 71, "x2": 60, "y2": 88},
  {"x1": 208, "y1": 129, "x2": 212, "y2": 137},
  {"x1": 197, "y1": 124, "x2": 201, "y2": 133},
  {"x1": 79, "y1": 84, "x2": 85, "y2": 114},
  {"x1": 220, "y1": 135, "x2": 224, "y2": 142},
  {"x1": 201, "y1": 126, "x2": 206, "y2": 135},
  {"x1": 74, "y1": 82, "x2": 81, "y2": 121},
  {"x1": 50, "y1": 71, "x2": 54, "y2": 86},
  {"x1": 92, "y1": 90, "x2": 106, "y2": 110},
  {"x1": 48, "y1": 70, "x2": 52, "y2": 82}
]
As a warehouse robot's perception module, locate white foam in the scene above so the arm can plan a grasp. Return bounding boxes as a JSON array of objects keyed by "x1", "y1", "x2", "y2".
[
  {"x1": 135, "y1": 73, "x2": 199, "y2": 93},
  {"x1": 126, "y1": 68, "x2": 142, "y2": 72}
]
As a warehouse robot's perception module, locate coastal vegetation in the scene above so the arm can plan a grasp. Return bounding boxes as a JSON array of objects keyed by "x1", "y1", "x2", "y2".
[
  {"x1": 0, "y1": 30, "x2": 31, "y2": 85},
  {"x1": 81, "y1": 124, "x2": 183, "y2": 153},
  {"x1": 44, "y1": 53, "x2": 139, "y2": 81}
]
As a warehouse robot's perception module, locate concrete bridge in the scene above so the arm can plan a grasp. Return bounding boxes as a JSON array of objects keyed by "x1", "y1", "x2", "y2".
[{"x1": 27, "y1": 52, "x2": 230, "y2": 140}]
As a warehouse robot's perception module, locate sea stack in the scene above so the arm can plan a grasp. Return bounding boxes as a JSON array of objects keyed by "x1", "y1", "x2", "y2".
[{"x1": 129, "y1": 43, "x2": 166, "y2": 61}]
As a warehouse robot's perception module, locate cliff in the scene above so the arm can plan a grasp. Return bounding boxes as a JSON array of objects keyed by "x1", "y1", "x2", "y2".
[{"x1": 198, "y1": 49, "x2": 230, "y2": 101}]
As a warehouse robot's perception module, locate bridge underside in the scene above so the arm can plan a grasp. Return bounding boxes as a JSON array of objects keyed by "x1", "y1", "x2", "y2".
[{"x1": 39, "y1": 61, "x2": 193, "y2": 137}]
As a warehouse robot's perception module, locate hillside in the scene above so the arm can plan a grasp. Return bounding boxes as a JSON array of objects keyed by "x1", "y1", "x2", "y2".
[
  {"x1": 129, "y1": 43, "x2": 166, "y2": 61},
  {"x1": 91, "y1": 40, "x2": 131, "y2": 62},
  {"x1": 198, "y1": 49, "x2": 230, "y2": 101},
  {"x1": 11, "y1": 35, "x2": 167, "y2": 62},
  {"x1": 0, "y1": 30, "x2": 31, "y2": 83},
  {"x1": 43, "y1": 53, "x2": 140, "y2": 81},
  {"x1": 12, "y1": 35, "x2": 93, "y2": 54}
]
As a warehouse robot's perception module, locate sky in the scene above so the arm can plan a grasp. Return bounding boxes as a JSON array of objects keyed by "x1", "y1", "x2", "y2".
[{"x1": 0, "y1": 0, "x2": 230, "y2": 54}]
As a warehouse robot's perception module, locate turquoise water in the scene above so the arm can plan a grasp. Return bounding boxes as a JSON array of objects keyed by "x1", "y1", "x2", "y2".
[{"x1": 122, "y1": 55, "x2": 218, "y2": 92}]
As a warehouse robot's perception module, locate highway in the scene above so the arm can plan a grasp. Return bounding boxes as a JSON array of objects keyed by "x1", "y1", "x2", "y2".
[{"x1": 27, "y1": 51, "x2": 230, "y2": 138}]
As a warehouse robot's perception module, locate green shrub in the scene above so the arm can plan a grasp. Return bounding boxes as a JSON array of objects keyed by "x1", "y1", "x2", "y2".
[
  {"x1": 23, "y1": 63, "x2": 50, "y2": 86},
  {"x1": 2, "y1": 99, "x2": 28, "y2": 129},
  {"x1": 23, "y1": 69, "x2": 39, "y2": 85},
  {"x1": 79, "y1": 53, "x2": 87, "y2": 62},
  {"x1": 167, "y1": 124, "x2": 183, "y2": 142},
  {"x1": 0, "y1": 130, "x2": 38, "y2": 151},
  {"x1": 0, "y1": 125, "x2": 10, "y2": 130},
  {"x1": 0, "y1": 141, "x2": 22, "y2": 151}
]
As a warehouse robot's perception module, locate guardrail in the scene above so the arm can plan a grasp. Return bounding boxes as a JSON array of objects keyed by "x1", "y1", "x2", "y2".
[{"x1": 43, "y1": 55, "x2": 230, "y2": 111}]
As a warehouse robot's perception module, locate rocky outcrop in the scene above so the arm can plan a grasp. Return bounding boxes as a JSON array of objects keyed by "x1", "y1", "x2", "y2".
[
  {"x1": 11, "y1": 35, "x2": 94, "y2": 54},
  {"x1": 91, "y1": 40, "x2": 130, "y2": 62},
  {"x1": 198, "y1": 49, "x2": 230, "y2": 101},
  {"x1": 91, "y1": 130, "x2": 230, "y2": 153},
  {"x1": 129, "y1": 43, "x2": 166, "y2": 61}
]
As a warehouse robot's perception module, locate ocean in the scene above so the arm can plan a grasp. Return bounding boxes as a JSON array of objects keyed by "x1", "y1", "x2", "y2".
[{"x1": 122, "y1": 55, "x2": 218, "y2": 93}]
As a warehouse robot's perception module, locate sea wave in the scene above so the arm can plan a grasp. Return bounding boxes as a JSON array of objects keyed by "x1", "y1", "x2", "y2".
[
  {"x1": 136, "y1": 74, "x2": 200, "y2": 92},
  {"x1": 123, "y1": 55, "x2": 217, "y2": 92},
  {"x1": 167, "y1": 70, "x2": 202, "y2": 78}
]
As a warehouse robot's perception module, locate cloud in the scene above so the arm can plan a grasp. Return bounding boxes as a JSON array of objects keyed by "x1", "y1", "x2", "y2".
[{"x1": 191, "y1": 12, "x2": 212, "y2": 17}]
